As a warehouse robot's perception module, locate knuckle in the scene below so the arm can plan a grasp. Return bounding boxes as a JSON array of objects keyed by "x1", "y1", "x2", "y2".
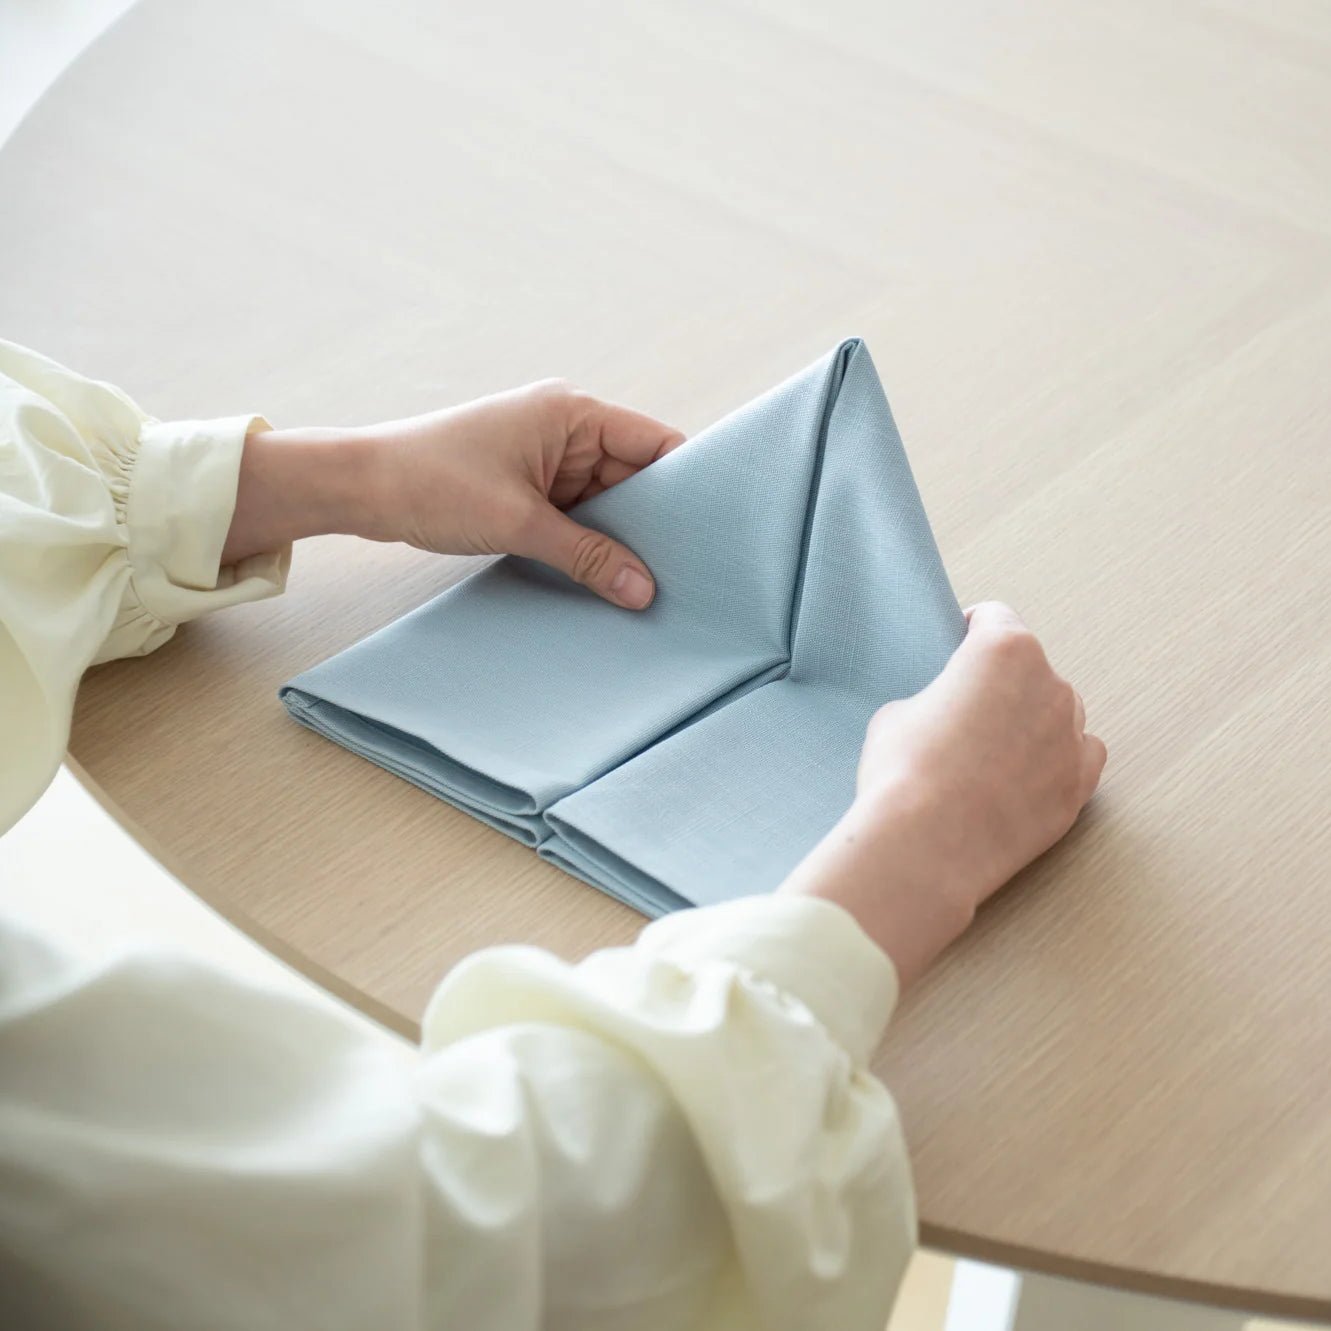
[
  {"x1": 531, "y1": 376, "x2": 576, "y2": 399},
  {"x1": 988, "y1": 624, "x2": 1042, "y2": 669},
  {"x1": 1060, "y1": 749, "x2": 1096, "y2": 811},
  {"x1": 570, "y1": 529, "x2": 615, "y2": 585},
  {"x1": 969, "y1": 600, "x2": 1025, "y2": 635},
  {"x1": 865, "y1": 700, "x2": 898, "y2": 741},
  {"x1": 531, "y1": 379, "x2": 599, "y2": 438},
  {"x1": 526, "y1": 378, "x2": 580, "y2": 423},
  {"x1": 1052, "y1": 679, "x2": 1078, "y2": 723}
]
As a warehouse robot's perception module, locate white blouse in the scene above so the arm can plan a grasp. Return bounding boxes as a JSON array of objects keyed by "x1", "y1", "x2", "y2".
[{"x1": 0, "y1": 340, "x2": 915, "y2": 1331}]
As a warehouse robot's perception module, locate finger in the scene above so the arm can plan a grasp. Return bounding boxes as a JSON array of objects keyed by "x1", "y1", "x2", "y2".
[
  {"x1": 1073, "y1": 689, "x2": 1086, "y2": 735},
  {"x1": 549, "y1": 455, "x2": 642, "y2": 508},
  {"x1": 583, "y1": 399, "x2": 687, "y2": 469},
  {"x1": 548, "y1": 466, "x2": 598, "y2": 508},
  {"x1": 1079, "y1": 732, "x2": 1108, "y2": 802},
  {"x1": 963, "y1": 601, "x2": 1029, "y2": 638},
  {"x1": 596, "y1": 454, "x2": 641, "y2": 490},
  {"x1": 515, "y1": 505, "x2": 656, "y2": 610}
]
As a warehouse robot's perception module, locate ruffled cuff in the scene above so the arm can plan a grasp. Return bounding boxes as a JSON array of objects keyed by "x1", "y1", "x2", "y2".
[{"x1": 635, "y1": 895, "x2": 898, "y2": 1066}]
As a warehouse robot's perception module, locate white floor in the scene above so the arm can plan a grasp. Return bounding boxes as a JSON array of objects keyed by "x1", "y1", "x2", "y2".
[{"x1": 0, "y1": 5, "x2": 1316, "y2": 1330}]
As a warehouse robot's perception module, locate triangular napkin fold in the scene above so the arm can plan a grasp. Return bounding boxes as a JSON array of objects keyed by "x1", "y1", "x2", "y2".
[{"x1": 281, "y1": 339, "x2": 964, "y2": 915}]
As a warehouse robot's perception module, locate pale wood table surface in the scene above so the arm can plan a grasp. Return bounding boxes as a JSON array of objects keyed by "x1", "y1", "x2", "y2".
[{"x1": 2, "y1": 0, "x2": 1329, "y2": 1319}]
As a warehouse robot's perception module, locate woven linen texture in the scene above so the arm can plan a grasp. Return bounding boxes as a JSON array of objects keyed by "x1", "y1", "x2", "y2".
[{"x1": 281, "y1": 340, "x2": 965, "y2": 915}]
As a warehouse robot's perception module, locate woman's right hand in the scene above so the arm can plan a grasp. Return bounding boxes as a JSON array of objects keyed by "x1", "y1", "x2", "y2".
[{"x1": 779, "y1": 602, "x2": 1106, "y2": 987}]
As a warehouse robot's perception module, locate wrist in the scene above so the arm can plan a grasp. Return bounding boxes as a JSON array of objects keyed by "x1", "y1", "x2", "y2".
[
  {"x1": 778, "y1": 778, "x2": 978, "y2": 988},
  {"x1": 221, "y1": 426, "x2": 379, "y2": 563}
]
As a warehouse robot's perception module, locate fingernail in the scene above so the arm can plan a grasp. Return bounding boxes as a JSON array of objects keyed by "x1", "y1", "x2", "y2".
[{"x1": 610, "y1": 565, "x2": 654, "y2": 609}]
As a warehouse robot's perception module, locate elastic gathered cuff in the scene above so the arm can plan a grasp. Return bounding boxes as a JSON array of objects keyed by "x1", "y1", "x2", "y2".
[
  {"x1": 121, "y1": 415, "x2": 290, "y2": 630},
  {"x1": 635, "y1": 895, "x2": 898, "y2": 1066}
]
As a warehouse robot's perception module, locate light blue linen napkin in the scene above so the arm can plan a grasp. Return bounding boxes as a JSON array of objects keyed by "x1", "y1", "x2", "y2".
[{"x1": 281, "y1": 339, "x2": 965, "y2": 915}]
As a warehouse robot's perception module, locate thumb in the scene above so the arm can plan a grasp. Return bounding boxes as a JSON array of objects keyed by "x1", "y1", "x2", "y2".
[{"x1": 517, "y1": 505, "x2": 657, "y2": 609}]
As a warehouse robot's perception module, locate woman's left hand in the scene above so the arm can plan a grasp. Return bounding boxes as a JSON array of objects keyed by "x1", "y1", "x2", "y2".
[{"x1": 222, "y1": 380, "x2": 686, "y2": 609}]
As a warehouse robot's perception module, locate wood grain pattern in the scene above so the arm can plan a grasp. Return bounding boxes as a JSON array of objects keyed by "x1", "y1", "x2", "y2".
[{"x1": 2, "y1": 0, "x2": 1329, "y2": 1318}]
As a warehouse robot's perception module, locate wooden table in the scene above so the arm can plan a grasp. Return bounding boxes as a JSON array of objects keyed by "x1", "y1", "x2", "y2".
[{"x1": 3, "y1": 0, "x2": 1329, "y2": 1319}]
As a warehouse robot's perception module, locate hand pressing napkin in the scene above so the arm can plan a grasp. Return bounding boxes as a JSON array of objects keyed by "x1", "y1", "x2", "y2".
[{"x1": 280, "y1": 339, "x2": 965, "y2": 916}]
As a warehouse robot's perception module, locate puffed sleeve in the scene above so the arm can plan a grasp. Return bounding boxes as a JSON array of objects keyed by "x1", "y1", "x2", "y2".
[
  {"x1": 0, "y1": 341, "x2": 917, "y2": 1330},
  {"x1": 0, "y1": 339, "x2": 288, "y2": 832},
  {"x1": 0, "y1": 894, "x2": 914, "y2": 1331}
]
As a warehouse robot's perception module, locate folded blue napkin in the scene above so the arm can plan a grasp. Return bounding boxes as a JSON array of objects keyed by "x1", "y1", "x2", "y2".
[{"x1": 281, "y1": 339, "x2": 965, "y2": 915}]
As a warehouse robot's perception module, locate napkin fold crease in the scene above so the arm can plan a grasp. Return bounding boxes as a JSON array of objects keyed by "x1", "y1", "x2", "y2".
[{"x1": 281, "y1": 339, "x2": 965, "y2": 915}]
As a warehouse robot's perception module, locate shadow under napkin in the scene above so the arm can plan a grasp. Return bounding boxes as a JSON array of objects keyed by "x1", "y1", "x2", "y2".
[{"x1": 280, "y1": 339, "x2": 964, "y2": 915}]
